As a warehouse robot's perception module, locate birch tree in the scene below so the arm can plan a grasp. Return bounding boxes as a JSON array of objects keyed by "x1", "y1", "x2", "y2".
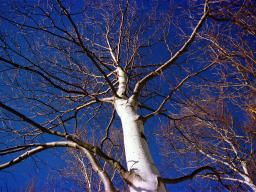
[{"x1": 0, "y1": 0, "x2": 239, "y2": 191}]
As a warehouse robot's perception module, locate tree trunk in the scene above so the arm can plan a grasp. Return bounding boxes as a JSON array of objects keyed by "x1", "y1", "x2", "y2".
[
  {"x1": 114, "y1": 67, "x2": 166, "y2": 191},
  {"x1": 115, "y1": 98, "x2": 166, "y2": 192}
]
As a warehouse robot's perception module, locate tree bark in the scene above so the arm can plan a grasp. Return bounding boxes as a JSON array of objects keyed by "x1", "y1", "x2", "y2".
[{"x1": 114, "y1": 67, "x2": 166, "y2": 191}]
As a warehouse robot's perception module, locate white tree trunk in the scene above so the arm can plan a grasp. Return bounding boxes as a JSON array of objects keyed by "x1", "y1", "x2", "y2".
[
  {"x1": 115, "y1": 98, "x2": 166, "y2": 192},
  {"x1": 114, "y1": 67, "x2": 166, "y2": 191}
]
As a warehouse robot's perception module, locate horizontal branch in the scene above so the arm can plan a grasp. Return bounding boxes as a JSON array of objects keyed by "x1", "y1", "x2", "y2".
[
  {"x1": 0, "y1": 143, "x2": 45, "y2": 156},
  {"x1": 0, "y1": 139, "x2": 130, "y2": 190},
  {"x1": 0, "y1": 57, "x2": 85, "y2": 95},
  {"x1": 158, "y1": 166, "x2": 229, "y2": 190},
  {"x1": 159, "y1": 166, "x2": 215, "y2": 184},
  {"x1": 0, "y1": 141, "x2": 78, "y2": 170},
  {"x1": 0, "y1": 141, "x2": 115, "y2": 191}
]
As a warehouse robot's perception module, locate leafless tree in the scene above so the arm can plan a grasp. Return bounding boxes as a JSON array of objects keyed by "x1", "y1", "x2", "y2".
[{"x1": 1, "y1": 0, "x2": 253, "y2": 191}]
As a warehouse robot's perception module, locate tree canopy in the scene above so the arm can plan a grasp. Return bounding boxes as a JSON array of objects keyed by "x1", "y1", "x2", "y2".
[{"x1": 0, "y1": 0, "x2": 255, "y2": 191}]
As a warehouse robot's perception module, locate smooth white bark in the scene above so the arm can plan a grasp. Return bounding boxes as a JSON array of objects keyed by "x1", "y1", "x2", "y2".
[{"x1": 115, "y1": 67, "x2": 166, "y2": 191}]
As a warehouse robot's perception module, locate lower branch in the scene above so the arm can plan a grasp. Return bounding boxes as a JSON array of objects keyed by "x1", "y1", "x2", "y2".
[
  {"x1": 0, "y1": 141, "x2": 117, "y2": 191},
  {"x1": 80, "y1": 147, "x2": 116, "y2": 192},
  {"x1": 0, "y1": 100, "x2": 128, "y2": 181},
  {"x1": 0, "y1": 141, "x2": 77, "y2": 170},
  {"x1": 158, "y1": 166, "x2": 230, "y2": 190}
]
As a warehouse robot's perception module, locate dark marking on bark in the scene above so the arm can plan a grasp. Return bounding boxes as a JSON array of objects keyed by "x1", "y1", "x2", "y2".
[{"x1": 140, "y1": 132, "x2": 147, "y2": 141}]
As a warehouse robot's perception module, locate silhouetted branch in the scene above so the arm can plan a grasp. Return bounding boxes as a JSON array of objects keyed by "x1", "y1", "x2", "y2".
[{"x1": 159, "y1": 166, "x2": 229, "y2": 190}]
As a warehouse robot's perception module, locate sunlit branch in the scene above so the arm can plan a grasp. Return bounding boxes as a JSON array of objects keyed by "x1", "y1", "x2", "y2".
[
  {"x1": 0, "y1": 141, "x2": 77, "y2": 170},
  {"x1": 73, "y1": 153, "x2": 93, "y2": 191},
  {"x1": 106, "y1": 27, "x2": 118, "y2": 65},
  {"x1": 0, "y1": 141, "x2": 116, "y2": 191},
  {"x1": 0, "y1": 144, "x2": 41, "y2": 156},
  {"x1": 198, "y1": 35, "x2": 254, "y2": 90},
  {"x1": 132, "y1": 0, "x2": 209, "y2": 101}
]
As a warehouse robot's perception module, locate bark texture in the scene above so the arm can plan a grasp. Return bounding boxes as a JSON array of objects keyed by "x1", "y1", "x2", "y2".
[{"x1": 114, "y1": 67, "x2": 166, "y2": 191}]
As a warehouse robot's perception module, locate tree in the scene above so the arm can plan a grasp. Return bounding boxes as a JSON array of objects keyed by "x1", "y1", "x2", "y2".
[{"x1": 0, "y1": 0, "x2": 253, "y2": 191}]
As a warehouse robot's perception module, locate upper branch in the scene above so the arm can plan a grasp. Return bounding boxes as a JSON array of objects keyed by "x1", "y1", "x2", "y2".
[
  {"x1": 0, "y1": 57, "x2": 85, "y2": 95},
  {"x1": 116, "y1": 0, "x2": 128, "y2": 66},
  {"x1": 56, "y1": 0, "x2": 118, "y2": 97},
  {"x1": 0, "y1": 101, "x2": 66, "y2": 137},
  {"x1": 132, "y1": 0, "x2": 209, "y2": 101}
]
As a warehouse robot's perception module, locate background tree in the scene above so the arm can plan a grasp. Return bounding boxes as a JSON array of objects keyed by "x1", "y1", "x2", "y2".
[
  {"x1": 158, "y1": 0, "x2": 256, "y2": 191},
  {"x1": 0, "y1": 0, "x2": 254, "y2": 191}
]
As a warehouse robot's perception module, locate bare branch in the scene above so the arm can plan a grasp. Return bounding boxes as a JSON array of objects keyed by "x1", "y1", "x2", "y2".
[
  {"x1": 0, "y1": 57, "x2": 85, "y2": 95},
  {"x1": 100, "y1": 109, "x2": 116, "y2": 149},
  {"x1": 0, "y1": 100, "x2": 66, "y2": 137},
  {"x1": 144, "y1": 59, "x2": 217, "y2": 121},
  {"x1": 132, "y1": 0, "x2": 209, "y2": 101},
  {"x1": 56, "y1": 0, "x2": 118, "y2": 97},
  {"x1": 158, "y1": 166, "x2": 229, "y2": 190},
  {"x1": 0, "y1": 141, "x2": 77, "y2": 170}
]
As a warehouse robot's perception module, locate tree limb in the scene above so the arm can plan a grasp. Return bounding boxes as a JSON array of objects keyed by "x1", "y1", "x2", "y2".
[
  {"x1": 0, "y1": 141, "x2": 117, "y2": 192},
  {"x1": 158, "y1": 166, "x2": 229, "y2": 190},
  {"x1": 144, "y1": 59, "x2": 217, "y2": 121},
  {"x1": 0, "y1": 101, "x2": 66, "y2": 137},
  {"x1": 56, "y1": 0, "x2": 118, "y2": 98},
  {"x1": 100, "y1": 109, "x2": 116, "y2": 149},
  {"x1": 0, "y1": 141, "x2": 77, "y2": 170},
  {"x1": 132, "y1": 0, "x2": 209, "y2": 101}
]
